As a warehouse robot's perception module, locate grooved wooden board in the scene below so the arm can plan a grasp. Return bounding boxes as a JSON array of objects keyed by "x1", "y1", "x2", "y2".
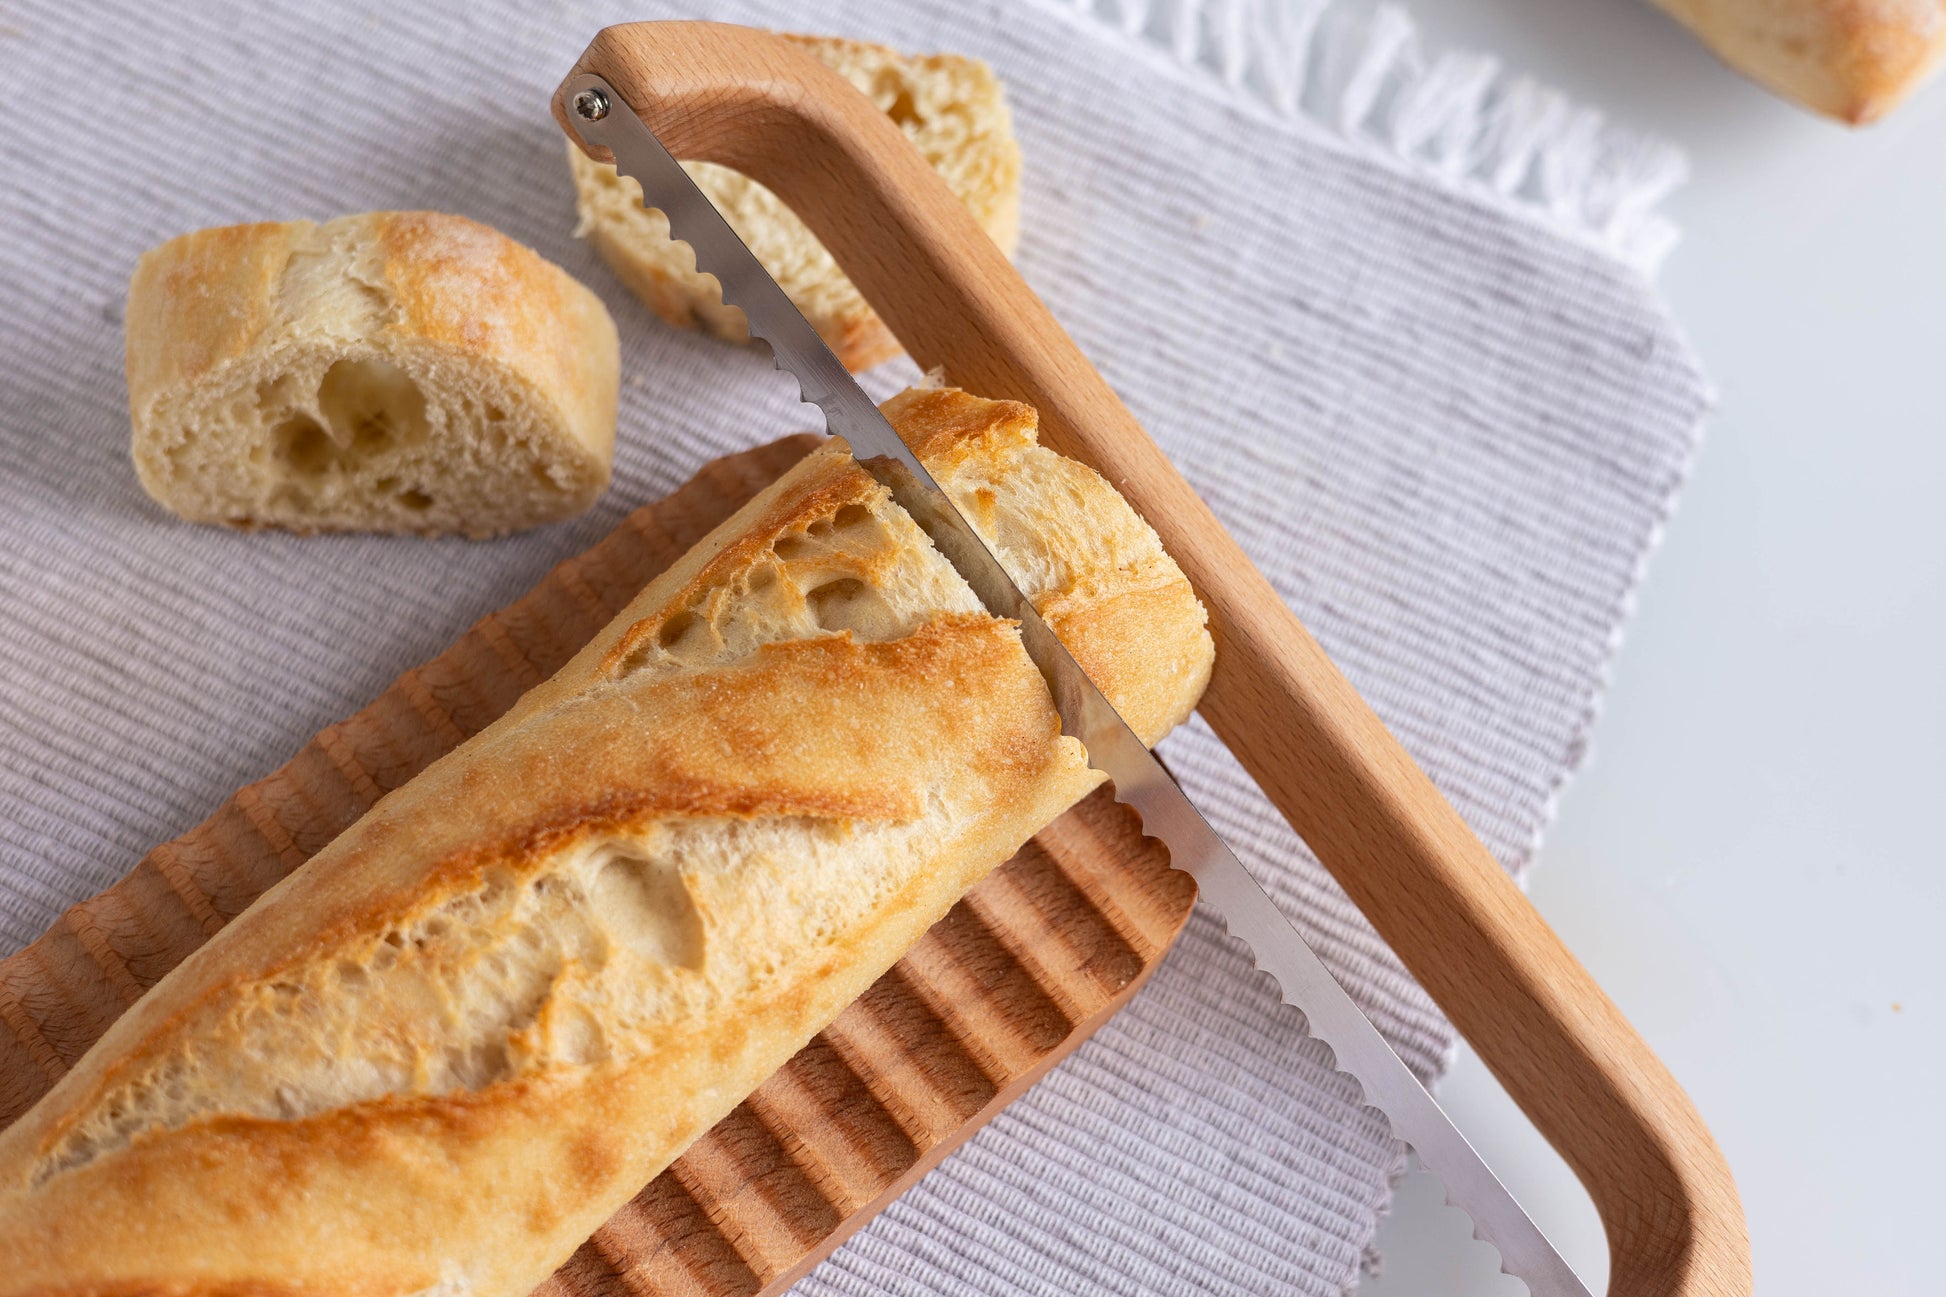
[{"x1": 0, "y1": 435, "x2": 1197, "y2": 1296}]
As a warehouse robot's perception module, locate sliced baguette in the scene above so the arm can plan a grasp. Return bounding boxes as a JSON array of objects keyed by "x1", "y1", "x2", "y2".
[
  {"x1": 0, "y1": 387, "x2": 1212, "y2": 1297},
  {"x1": 567, "y1": 34, "x2": 1021, "y2": 370},
  {"x1": 127, "y1": 212, "x2": 620, "y2": 538}
]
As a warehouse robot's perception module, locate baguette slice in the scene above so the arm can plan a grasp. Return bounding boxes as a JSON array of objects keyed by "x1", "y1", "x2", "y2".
[
  {"x1": 0, "y1": 387, "x2": 1213, "y2": 1297},
  {"x1": 567, "y1": 34, "x2": 1022, "y2": 370},
  {"x1": 1651, "y1": 0, "x2": 1946, "y2": 123},
  {"x1": 128, "y1": 212, "x2": 620, "y2": 538}
]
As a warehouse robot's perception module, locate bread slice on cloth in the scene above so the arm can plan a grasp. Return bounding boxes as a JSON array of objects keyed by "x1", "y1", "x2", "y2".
[
  {"x1": 0, "y1": 387, "x2": 1212, "y2": 1297},
  {"x1": 127, "y1": 211, "x2": 619, "y2": 538},
  {"x1": 567, "y1": 34, "x2": 1021, "y2": 370}
]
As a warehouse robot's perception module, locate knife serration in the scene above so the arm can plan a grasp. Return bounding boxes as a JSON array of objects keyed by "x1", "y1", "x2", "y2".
[{"x1": 563, "y1": 73, "x2": 1592, "y2": 1297}]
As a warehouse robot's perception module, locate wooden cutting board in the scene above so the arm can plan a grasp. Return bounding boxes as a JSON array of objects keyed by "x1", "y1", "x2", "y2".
[{"x1": 0, "y1": 434, "x2": 1196, "y2": 1296}]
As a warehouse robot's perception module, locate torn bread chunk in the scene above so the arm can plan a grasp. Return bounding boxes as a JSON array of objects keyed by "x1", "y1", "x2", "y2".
[{"x1": 126, "y1": 211, "x2": 619, "y2": 538}]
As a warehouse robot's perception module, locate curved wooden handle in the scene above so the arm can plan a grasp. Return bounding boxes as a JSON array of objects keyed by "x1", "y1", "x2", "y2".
[{"x1": 554, "y1": 23, "x2": 1750, "y2": 1296}]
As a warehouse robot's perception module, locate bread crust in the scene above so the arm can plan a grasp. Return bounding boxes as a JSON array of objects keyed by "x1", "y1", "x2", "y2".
[
  {"x1": 0, "y1": 389, "x2": 1212, "y2": 1297},
  {"x1": 127, "y1": 212, "x2": 620, "y2": 537},
  {"x1": 1652, "y1": 0, "x2": 1946, "y2": 122},
  {"x1": 566, "y1": 34, "x2": 1022, "y2": 370}
]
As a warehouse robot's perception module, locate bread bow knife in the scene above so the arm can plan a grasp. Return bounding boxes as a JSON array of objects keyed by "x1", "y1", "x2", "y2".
[
  {"x1": 557, "y1": 23, "x2": 1748, "y2": 1297},
  {"x1": 560, "y1": 70, "x2": 1590, "y2": 1296}
]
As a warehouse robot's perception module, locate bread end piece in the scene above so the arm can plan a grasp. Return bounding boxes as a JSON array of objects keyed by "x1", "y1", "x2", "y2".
[
  {"x1": 1652, "y1": 0, "x2": 1946, "y2": 123},
  {"x1": 881, "y1": 386, "x2": 1213, "y2": 747},
  {"x1": 127, "y1": 212, "x2": 620, "y2": 538},
  {"x1": 566, "y1": 34, "x2": 1022, "y2": 370}
]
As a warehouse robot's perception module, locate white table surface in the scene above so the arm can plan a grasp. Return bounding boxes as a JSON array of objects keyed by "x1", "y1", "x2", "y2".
[{"x1": 1356, "y1": 2, "x2": 1946, "y2": 1294}]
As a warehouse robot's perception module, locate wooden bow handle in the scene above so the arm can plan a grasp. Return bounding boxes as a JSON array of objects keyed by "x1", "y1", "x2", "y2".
[{"x1": 554, "y1": 23, "x2": 1749, "y2": 1296}]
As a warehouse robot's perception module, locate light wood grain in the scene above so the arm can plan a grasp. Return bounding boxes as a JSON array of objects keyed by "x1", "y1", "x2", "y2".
[
  {"x1": 554, "y1": 22, "x2": 1751, "y2": 1296},
  {"x1": 0, "y1": 436, "x2": 1196, "y2": 1297}
]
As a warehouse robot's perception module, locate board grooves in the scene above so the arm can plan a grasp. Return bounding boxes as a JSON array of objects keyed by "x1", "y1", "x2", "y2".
[{"x1": 0, "y1": 435, "x2": 1197, "y2": 1295}]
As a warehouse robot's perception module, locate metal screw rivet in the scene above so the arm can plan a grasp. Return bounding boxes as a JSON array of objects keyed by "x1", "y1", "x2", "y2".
[{"x1": 573, "y1": 88, "x2": 609, "y2": 122}]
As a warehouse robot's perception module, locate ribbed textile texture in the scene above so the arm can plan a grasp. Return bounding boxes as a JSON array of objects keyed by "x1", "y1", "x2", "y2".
[{"x1": 0, "y1": 1, "x2": 1708, "y2": 1292}]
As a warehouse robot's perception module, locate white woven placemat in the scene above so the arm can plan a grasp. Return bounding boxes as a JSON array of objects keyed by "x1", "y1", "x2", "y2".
[{"x1": 0, "y1": 1, "x2": 1707, "y2": 1292}]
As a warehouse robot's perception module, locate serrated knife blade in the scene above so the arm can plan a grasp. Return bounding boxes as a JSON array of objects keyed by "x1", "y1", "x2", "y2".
[{"x1": 563, "y1": 73, "x2": 1592, "y2": 1297}]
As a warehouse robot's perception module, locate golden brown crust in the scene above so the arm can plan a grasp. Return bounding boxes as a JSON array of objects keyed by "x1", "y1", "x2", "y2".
[
  {"x1": 885, "y1": 385, "x2": 1039, "y2": 462},
  {"x1": 1652, "y1": 0, "x2": 1946, "y2": 122},
  {"x1": 372, "y1": 213, "x2": 618, "y2": 459},
  {"x1": 125, "y1": 222, "x2": 306, "y2": 398},
  {"x1": 0, "y1": 389, "x2": 1211, "y2": 1297}
]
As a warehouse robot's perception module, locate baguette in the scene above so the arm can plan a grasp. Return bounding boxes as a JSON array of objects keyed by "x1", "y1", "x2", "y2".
[
  {"x1": 1651, "y1": 0, "x2": 1946, "y2": 123},
  {"x1": 566, "y1": 34, "x2": 1021, "y2": 370},
  {"x1": 128, "y1": 212, "x2": 620, "y2": 538},
  {"x1": 0, "y1": 387, "x2": 1213, "y2": 1297}
]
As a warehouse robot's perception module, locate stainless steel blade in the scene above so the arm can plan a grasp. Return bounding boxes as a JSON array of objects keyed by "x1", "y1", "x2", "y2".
[{"x1": 564, "y1": 74, "x2": 1593, "y2": 1297}]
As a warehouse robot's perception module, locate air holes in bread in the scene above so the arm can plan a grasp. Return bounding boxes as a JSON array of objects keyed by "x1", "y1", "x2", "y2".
[
  {"x1": 831, "y1": 502, "x2": 873, "y2": 534},
  {"x1": 656, "y1": 609, "x2": 715, "y2": 664},
  {"x1": 774, "y1": 504, "x2": 879, "y2": 568},
  {"x1": 773, "y1": 533, "x2": 816, "y2": 561},
  {"x1": 265, "y1": 358, "x2": 431, "y2": 493},
  {"x1": 254, "y1": 375, "x2": 299, "y2": 415},
  {"x1": 657, "y1": 610, "x2": 695, "y2": 649},
  {"x1": 880, "y1": 83, "x2": 922, "y2": 129},
  {"x1": 551, "y1": 1004, "x2": 609, "y2": 1066},
  {"x1": 611, "y1": 606, "x2": 714, "y2": 676},
  {"x1": 590, "y1": 847, "x2": 704, "y2": 970},
  {"x1": 318, "y1": 357, "x2": 428, "y2": 455},
  {"x1": 273, "y1": 414, "x2": 334, "y2": 478},
  {"x1": 808, "y1": 576, "x2": 897, "y2": 638}
]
